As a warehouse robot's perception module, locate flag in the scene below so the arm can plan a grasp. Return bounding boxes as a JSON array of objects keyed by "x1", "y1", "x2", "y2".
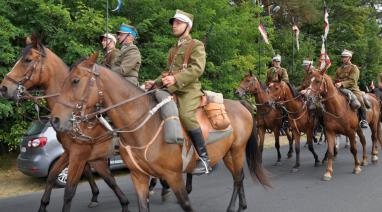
[
  {"x1": 323, "y1": 5, "x2": 329, "y2": 40},
  {"x1": 292, "y1": 24, "x2": 300, "y2": 51},
  {"x1": 258, "y1": 23, "x2": 270, "y2": 44},
  {"x1": 317, "y1": 36, "x2": 331, "y2": 73},
  {"x1": 370, "y1": 81, "x2": 375, "y2": 90},
  {"x1": 112, "y1": 0, "x2": 123, "y2": 12}
]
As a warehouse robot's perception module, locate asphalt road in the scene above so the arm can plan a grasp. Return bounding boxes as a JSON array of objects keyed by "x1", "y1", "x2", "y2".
[{"x1": 1, "y1": 132, "x2": 382, "y2": 212}]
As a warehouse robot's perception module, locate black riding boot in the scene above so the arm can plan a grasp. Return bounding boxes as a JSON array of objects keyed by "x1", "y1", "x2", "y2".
[
  {"x1": 188, "y1": 128, "x2": 212, "y2": 175},
  {"x1": 359, "y1": 107, "x2": 369, "y2": 128}
]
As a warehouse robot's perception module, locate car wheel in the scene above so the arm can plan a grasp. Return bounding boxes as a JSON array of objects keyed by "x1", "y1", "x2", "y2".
[{"x1": 55, "y1": 167, "x2": 68, "y2": 188}]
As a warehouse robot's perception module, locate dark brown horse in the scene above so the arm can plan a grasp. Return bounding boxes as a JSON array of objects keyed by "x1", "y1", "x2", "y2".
[
  {"x1": 267, "y1": 80, "x2": 320, "y2": 172},
  {"x1": 235, "y1": 72, "x2": 294, "y2": 165},
  {"x1": 308, "y1": 71, "x2": 381, "y2": 180},
  {"x1": 0, "y1": 36, "x2": 129, "y2": 212},
  {"x1": 50, "y1": 53, "x2": 271, "y2": 212}
]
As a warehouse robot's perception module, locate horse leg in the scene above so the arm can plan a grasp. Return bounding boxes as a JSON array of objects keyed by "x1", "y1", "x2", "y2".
[
  {"x1": 38, "y1": 152, "x2": 69, "y2": 212},
  {"x1": 258, "y1": 128, "x2": 265, "y2": 164},
  {"x1": 82, "y1": 162, "x2": 99, "y2": 208},
  {"x1": 160, "y1": 179, "x2": 171, "y2": 202},
  {"x1": 222, "y1": 153, "x2": 242, "y2": 212},
  {"x1": 350, "y1": 130, "x2": 362, "y2": 174},
  {"x1": 91, "y1": 159, "x2": 129, "y2": 212},
  {"x1": 306, "y1": 127, "x2": 320, "y2": 167},
  {"x1": 130, "y1": 171, "x2": 151, "y2": 212},
  {"x1": 163, "y1": 172, "x2": 193, "y2": 212},
  {"x1": 273, "y1": 129, "x2": 282, "y2": 166},
  {"x1": 62, "y1": 159, "x2": 87, "y2": 212},
  {"x1": 148, "y1": 178, "x2": 157, "y2": 196},
  {"x1": 356, "y1": 128, "x2": 368, "y2": 166},
  {"x1": 185, "y1": 173, "x2": 193, "y2": 194},
  {"x1": 370, "y1": 121, "x2": 379, "y2": 164},
  {"x1": 285, "y1": 127, "x2": 294, "y2": 158},
  {"x1": 291, "y1": 131, "x2": 300, "y2": 173},
  {"x1": 322, "y1": 132, "x2": 335, "y2": 181}
]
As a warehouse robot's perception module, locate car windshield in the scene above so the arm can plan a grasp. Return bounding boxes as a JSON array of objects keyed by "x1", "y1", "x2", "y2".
[{"x1": 25, "y1": 119, "x2": 49, "y2": 136}]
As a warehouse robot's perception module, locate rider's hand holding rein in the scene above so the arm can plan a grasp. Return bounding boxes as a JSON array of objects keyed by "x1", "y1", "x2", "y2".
[{"x1": 162, "y1": 75, "x2": 176, "y2": 86}]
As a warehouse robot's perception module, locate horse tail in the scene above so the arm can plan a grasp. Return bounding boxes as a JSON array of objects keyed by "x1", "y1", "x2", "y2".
[{"x1": 241, "y1": 101, "x2": 272, "y2": 188}]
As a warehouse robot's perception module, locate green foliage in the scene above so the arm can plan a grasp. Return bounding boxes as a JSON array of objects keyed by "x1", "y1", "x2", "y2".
[{"x1": 1, "y1": 0, "x2": 382, "y2": 150}]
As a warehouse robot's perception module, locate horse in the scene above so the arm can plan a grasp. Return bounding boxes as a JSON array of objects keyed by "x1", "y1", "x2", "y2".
[
  {"x1": 50, "y1": 52, "x2": 271, "y2": 212},
  {"x1": 267, "y1": 80, "x2": 320, "y2": 172},
  {"x1": 308, "y1": 70, "x2": 382, "y2": 181},
  {"x1": 0, "y1": 36, "x2": 129, "y2": 212},
  {"x1": 235, "y1": 72, "x2": 294, "y2": 165}
]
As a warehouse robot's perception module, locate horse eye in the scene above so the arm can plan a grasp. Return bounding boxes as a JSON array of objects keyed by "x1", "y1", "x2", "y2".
[
  {"x1": 24, "y1": 58, "x2": 32, "y2": 63},
  {"x1": 72, "y1": 79, "x2": 80, "y2": 84}
]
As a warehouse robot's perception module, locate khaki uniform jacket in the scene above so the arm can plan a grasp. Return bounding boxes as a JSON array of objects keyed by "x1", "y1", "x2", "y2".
[
  {"x1": 266, "y1": 67, "x2": 289, "y2": 85},
  {"x1": 155, "y1": 35, "x2": 206, "y2": 130},
  {"x1": 102, "y1": 47, "x2": 121, "y2": 69},
  {"x1": 112, "y1": 43, "x2": 141, "y2": 85},
  {"x1": 334, "y1": 62, "x2": 360, "y2": 92}
]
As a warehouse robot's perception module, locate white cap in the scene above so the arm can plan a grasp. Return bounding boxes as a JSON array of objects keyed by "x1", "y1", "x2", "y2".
[
  {"x1": 341, "y1": 49, "x2": 353, "y2": 57},
  {"x1": 169, "y1": 10, "x2": 193, "y2": 29},
  {"x1": 100, "y1": 33, "x2": 117, "y2": 44},
  {"x1": 302, "y1": 60, "x2": 313, "y2": 66},
  {"x1": 272, "y1": 55, "x2": 281, "y2": 62}
]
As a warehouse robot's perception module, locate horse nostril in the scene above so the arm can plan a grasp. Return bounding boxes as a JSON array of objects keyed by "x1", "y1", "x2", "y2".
[{"x1": 0, "y1": 86, "x2": 7, "y2": 93}]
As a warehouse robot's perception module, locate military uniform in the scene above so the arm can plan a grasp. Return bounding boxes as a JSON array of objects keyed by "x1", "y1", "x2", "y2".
[
  {"x1": 298, "y1": 67, "x2": 317, "y2": 91},
  {"x1": 155, "y1": 35, "x2": 205, "y2": 130},
  {"x1": 102, "y1": 47, "x2": 121, "y2": 69},
  {"x1": 334, "y1": 62, "x2": 364, "y2": 108},
  {"x1": 378, "y1": 72, "x2": 382, "y2": 88},
  {"x1": 266, "y1": 67, "x2": 289, "y2": 85},
  {"x1": 112, "y1": 43, "x2": 141, "y2": 86}
]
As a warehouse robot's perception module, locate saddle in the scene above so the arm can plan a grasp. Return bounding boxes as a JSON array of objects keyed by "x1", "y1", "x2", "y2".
[
  {"x1": 338, "y1": 88, "x2": 361, "y2": 110},
  {"x1": 361, "y1": 92, "x2": 372, "y2": 109}
]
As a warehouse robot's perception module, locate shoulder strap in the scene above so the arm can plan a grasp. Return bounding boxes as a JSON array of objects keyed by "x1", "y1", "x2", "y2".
[{"x1": 183, "y1": 39, "x2": 196, "y2": 68}]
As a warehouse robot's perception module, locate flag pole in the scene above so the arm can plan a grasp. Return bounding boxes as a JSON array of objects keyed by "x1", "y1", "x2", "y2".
[
  {"x1": 324, "y1": 1, "x2": 328, "y2": 73},
  {"x1": 292, "y1": 17, "x2": 295, "y2": 80}
]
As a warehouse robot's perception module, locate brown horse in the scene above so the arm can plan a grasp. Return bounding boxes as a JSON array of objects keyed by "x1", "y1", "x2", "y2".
[
  {"x1": 0, "y1": 36, "x2": 129, "y2": 212},
  {"x1": 50, "y1": 53, "x2": 271, "y2": 212},
  {"x1": 308, "y1": 70, "x2": 381, "y2": 181},
  {"x1": 235, "y1": 72, "x2": 294, "y2": 165},
  {"x1": 267, "y1": 80, "x2": 320, "y2": 172}
]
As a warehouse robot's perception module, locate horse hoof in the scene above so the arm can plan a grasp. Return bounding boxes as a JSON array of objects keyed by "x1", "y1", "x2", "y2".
[
  {"x1": 287, "y1": 153, "x2": 293, "y2": 159},
  {"x1": 322, "y1": 173, "x2": 332, "y2": 181},
  {"x1": 88, "y1": 201, "x2": 99, "y2": 208},
  {"x1": 149, "y1": 190, "x2": 155, "y2": 196},
  {"x1": 290, "y1": 168, "x2": 299, "y2": 173},
  {"x1": 372, "y1": 156, "x2": 379, "y2": 164},
  {"x1": 273, "y1": 161, "x2": 282, "y2": 166},
  {"x1": 353, "y1": 167, "x2": 362, "y2": 175},
  {"x1": 314, "y1": 162, "x2": 321, "y2": 167},
  {"x1": 161, "y1": 189, "x2": 171, "y2": 202},
  {"x1": 361, "y1": 160, "x2": 368, "y2": 166}
]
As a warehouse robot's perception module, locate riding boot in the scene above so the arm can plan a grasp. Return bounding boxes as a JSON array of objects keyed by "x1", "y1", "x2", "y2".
[
  {"x1": 188, "y1": 128, "x2": 212, "y2": 175},
  {"x1": 358, "y1": 107, "x2": 369, "y2": 128}
]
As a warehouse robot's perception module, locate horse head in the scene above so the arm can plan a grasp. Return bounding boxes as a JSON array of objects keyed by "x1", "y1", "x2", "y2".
[
  {"x1": 51, "y1": 52, "x2": 100, "y2": 132},
  {"x1": 268, "y1": 78, "x2": 289, "y2": 102},
  {"x1": 308, "y1": 69, "x2": 329, "y2": 97},
  {"x1": 0, "y1": 34, "x2": 48, "y2": 100},
  {"x1": 235, "y1": 71, "x2": 260, "y2": 97}
]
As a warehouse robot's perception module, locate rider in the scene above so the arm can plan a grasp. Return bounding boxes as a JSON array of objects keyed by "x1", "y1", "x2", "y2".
[
  {"x1": 266, "y1": 55, "x2": 289, "y2": 86},
  {"x1": 145, "y1": 9, "x2": 212, "y2": 175},
  {"x1": 112, "y1": 24, "x2": 141, "y2": 86},
  {"x1": 334, "y1": 49, "x2": 369, "y2": 128},
  {"x1": 99, "y1": 33, "x2": 120, "y2": 69},
  {"x1": 298, "y1": 59, "x2": 317, "y2": 94}
]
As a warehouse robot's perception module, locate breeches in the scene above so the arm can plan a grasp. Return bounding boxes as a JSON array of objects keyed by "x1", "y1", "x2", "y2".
[
  {"x1": 353, "y1": 90, "x2": 365, "y2": 108},
  {"x1": 178, "y1": 94, "x2": 201, "y2": 130}
]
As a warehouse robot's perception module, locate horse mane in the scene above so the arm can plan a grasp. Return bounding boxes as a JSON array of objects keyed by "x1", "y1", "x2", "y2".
[
  {"x1": 70, "y1": 57, "x2": 88, "y2": 71},
  {"x1": 259, "y1": 80, "x2": 267, "y2": 91},
  {"x1": 285, "y1": 82, "x2": 299, "y2": 97}
]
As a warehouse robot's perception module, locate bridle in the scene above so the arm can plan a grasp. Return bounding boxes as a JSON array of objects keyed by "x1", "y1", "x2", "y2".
[{"x1": 4, "y1": 48, "x2": 46, "y2": 101}]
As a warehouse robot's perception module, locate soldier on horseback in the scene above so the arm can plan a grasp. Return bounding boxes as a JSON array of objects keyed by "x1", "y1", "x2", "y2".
[
  {"x1": 99, "y1": 33, "x2": 120, "y2": 69},
  {"x1": 334, "y1": 49, "x2": 369, "y2": 128},
  {"x1": 145, "y1": 9, "x2": 212, "y2": 175},
  {"x1": 112, "y1": 24, "x2": 141, "y2": 86},
  {"x1": 266, "y1": 55, "x2": 289, "y2": 86}
]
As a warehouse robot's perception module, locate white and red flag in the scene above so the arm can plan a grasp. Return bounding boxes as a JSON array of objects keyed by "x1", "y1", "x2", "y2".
[
  {"x1": 318, "y1": 5, "x2": 331, "y2": 73},
  {"x1": 258, "y1": 22, "x2": 270, "y2": 44},
  {"x1": 292, "y1": 24, "x2": 300, "y2": 51},
  {"x1": 323, "y1": 6, "x2": 329, "y2": 40}
]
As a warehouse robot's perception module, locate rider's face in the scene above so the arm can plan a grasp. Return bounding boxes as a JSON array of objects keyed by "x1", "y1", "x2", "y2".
[
  {"x1": 341, "y1": 56, "x2": 351, "y2": 64},
  {"x1": 172, "y1": 19, "x2": 188, "y2": 37}
]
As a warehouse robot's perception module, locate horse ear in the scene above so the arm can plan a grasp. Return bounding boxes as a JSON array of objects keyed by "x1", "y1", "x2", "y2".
[
  {"x1": 249, "y1": 70, "x2": 253, "y2": 76},
  {"x1": 87, "y1": 52, "x2": 99, "y2": 65}
]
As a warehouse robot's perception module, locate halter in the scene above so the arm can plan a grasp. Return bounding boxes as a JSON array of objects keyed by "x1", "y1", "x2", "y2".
[{"x1": 5, "y1": 49, "x2": 46, "y2": 101}]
